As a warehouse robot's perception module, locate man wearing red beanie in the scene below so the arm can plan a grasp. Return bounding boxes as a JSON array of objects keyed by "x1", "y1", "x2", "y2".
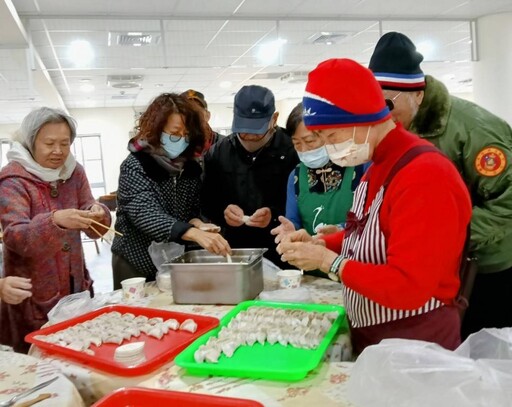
[
  {"x1": 369, "y1": 32, "x2": 512, "y2": 340},
  {"x1": 278, "y1": 58, "x2": 472, "y2": 354}
]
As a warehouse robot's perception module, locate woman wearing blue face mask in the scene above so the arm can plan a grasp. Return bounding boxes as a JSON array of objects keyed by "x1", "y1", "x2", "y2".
[
  {"x1": 271, "y1": 103, "x2": 367, "y2": 275},
  {"x1": 112, "y1": 93, "x2": 232, "y2": 288}
]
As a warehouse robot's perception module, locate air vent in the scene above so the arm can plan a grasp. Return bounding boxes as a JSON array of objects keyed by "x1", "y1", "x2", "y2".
[
  {"x1": 110, "y1": 32, "x2": 161, "y2": 47},
  {"x1": 250, "y1": 72, "x2": 285, "y2": 80},
  {"x1": 309, "y1": 32, "x2": 351, "y2": 45},
  {"x1": 107, "y1": 75, "x2": 143, "y2": 89},
  {"x1": 280, "y1": 71, "x2": 309, "y2": 84},
  {"x1": 111, "y1": 94, "x2": 137, "y2": 100}
]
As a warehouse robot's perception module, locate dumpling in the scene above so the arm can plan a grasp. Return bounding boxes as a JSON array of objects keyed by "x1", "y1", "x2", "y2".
[
  {"x1": 204, "y1": 347, "x2": 221, "y2": 363},
  {"x1": 104, "y1": 335, "x2": 124, "y2": 345},
  {"x1": 179, "y1": 319, "x2": 197, "y2": 333},
  {"x1": 164, "y1": 318, "x2": 180, "y2": 330},
  {"x1": 220, "y1": 340, "x2": 238, "y2": 358},
  {"x1": 148, "y1": 326, "x2": 164, "y2": 340},
  {"x1": 148, "y1": 317, "x2": 164, "y2": 325},
  {"x1": 194, "y1": 345, "x2": 208, "y2": 363}
]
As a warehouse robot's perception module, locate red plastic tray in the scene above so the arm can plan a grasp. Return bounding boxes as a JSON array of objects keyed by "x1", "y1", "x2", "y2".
[
  {"x1": 25, "y1": 305, "x2": 219, "y2": 376},
  {"x1": 92, "y1": 387, "x2": 264, "y2": 407}
]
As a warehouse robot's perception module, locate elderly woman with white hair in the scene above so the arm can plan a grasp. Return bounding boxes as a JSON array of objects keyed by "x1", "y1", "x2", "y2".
[{"x1": 0, "y1": 107, "x2": 110, "y2": 353}]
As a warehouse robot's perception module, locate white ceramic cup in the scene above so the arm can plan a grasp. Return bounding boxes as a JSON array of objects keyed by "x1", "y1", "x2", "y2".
[
  {"x1": 276, "y1": 269, "x2": 302, "y2": 289},
  {"x1": 121, "y1": 277, "x2": 146, "y2": 301}
]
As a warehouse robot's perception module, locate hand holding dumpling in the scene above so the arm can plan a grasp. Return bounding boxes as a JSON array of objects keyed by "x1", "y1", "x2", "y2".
[
  {"x1": 224, "y1": 204, "x2": 245, "y2": 227},
  {"x1": 245, "y1": 207, "x2": 271, "y2": 228}
]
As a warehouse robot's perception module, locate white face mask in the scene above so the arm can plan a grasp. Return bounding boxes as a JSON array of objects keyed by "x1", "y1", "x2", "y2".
[{"x1": 325, "y1": 126, "x2": 372, "y2": 167}]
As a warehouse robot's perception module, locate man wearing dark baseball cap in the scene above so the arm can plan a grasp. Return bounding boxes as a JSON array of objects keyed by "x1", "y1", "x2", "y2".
[{"x1": 201, "y1": 85, "x2": 298, "y2": 267}]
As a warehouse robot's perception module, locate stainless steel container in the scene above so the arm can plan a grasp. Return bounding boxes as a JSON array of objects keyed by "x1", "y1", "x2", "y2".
[{"x1": 162, "y1": 248, "x2": 267, "y2": 305}]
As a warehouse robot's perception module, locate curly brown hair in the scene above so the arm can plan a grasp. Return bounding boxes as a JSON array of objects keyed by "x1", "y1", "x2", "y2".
[{"x1": 135, "y1": 93, "x2": 207, "y2": 157}]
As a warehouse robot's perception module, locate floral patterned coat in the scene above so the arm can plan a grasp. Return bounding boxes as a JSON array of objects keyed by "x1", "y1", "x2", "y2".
[{"x1": 0, "y1": 161, "x2": 110, "y2": 353}]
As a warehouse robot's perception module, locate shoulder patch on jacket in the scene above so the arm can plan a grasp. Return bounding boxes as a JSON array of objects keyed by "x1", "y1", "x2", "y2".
[{"x1": 475, "y1": 147, "x2": 507, "y2": 177}]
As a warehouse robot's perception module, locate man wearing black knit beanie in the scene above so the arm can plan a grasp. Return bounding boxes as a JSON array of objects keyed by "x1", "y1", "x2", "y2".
[{"x1": 369, "y1": 31, "x2": 512, "y2": 340}]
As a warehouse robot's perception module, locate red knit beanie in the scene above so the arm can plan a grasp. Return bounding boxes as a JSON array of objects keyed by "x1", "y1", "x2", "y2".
[{"x1": 303, "y1": 58, "x2": 390, "y2": 130}]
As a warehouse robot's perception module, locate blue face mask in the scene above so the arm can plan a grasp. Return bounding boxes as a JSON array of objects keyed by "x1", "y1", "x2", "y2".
[
  {"x1": 297, "y1": 145, "x2": 330, "y2": 169},
  {"x1": 160, "y1": 132, "x2": 189, "y2": 159}
]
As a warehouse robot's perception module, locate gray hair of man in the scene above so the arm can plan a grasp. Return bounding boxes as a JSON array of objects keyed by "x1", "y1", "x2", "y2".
[{"x1": 17, "y1": 107, "x2": 77, "y2": 154}]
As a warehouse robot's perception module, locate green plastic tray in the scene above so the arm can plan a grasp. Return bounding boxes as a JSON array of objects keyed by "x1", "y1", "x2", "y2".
[{"x1": 174, "y1": 300, "x2": 346, "y2": 381}]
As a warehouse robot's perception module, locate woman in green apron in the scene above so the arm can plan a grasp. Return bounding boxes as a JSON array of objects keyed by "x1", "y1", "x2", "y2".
[{"x1": 272, "y1": 103, "x2": 366, "y2": 276}]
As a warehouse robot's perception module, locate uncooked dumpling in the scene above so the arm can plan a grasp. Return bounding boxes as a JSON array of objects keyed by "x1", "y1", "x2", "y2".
[{"x1": 179, "y1": 318, "x2": 198, "y2": 333}]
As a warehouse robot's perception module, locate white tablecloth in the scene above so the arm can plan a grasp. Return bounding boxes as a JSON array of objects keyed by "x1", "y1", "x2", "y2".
[{"x1": 0, "y1": 350, "x2": 85, "y2": 407}]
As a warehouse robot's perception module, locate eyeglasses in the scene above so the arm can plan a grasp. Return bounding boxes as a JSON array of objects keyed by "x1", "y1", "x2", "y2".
[
  {"x1": 385, "y1": 92, "x2": 402, "y2": 111},
  {"x1": 168, "y1": 134, "x2": 189, "y2": 142},
  {"x1": 238, "y1": 126, "x2": 275, "y2": 140}
]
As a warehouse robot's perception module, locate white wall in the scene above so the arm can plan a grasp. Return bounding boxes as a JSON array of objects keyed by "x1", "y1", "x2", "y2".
[
  {"x1": 69, "y1": 107, "x2": 136, "y2": 193},
  {"x1": 0, "y1": 123, "x2": 20, "y2": 140},
  {"x1": 474, "y1": 13, "x2": 512, "y2": 125}
]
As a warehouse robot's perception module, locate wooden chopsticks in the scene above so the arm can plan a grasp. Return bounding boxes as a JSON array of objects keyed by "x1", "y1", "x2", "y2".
[
  {"x1": 90, "y1": 225, "x2": 112, "y2": 245},
  {"x1": 90, "y1": 219, "x2": 123, "y2": 237}
]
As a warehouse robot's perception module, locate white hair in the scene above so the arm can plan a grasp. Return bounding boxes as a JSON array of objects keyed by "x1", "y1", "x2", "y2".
[{"x1": 19, "y1": 107, "x2": 77, "y2": 153}]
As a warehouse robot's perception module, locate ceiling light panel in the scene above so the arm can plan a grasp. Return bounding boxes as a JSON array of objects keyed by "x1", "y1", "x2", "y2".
[{"x1": 381, "y1": 21, "x2": 471, "y2": 62}]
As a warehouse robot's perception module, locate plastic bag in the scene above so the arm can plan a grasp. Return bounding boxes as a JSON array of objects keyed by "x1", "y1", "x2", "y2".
[
  {"x1": 346, "y1": 337, "x2": 512, "y2": 407},
  {"x1": 47, "y1": 291, "x2": 100, "y2": 324},
  {"x1": 455, "y1": 327, "x2": 512, "y2": 360},
  {"x1": 148, "y1": 241, "x2": 184, "y2": 273},
  {"x1": 149, "y1": 241, "x2": 184, "y2": 292}
]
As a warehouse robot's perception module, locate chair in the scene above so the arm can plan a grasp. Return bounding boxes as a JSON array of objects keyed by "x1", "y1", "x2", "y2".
[{"x1": 98, "y1": 193, "x2": 117, "y2": 212}]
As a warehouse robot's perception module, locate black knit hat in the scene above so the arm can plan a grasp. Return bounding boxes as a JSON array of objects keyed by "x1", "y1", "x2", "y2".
[{"x1": 368, "y1": 32, "x2": 425, "y2": 91}]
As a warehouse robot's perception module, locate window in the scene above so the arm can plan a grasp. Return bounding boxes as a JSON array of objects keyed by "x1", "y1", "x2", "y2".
[
  {"x1": 0, "y1": 139, "x2": 12, "y2": 169},
  {"x1": 72, "y1": 134, "x2": 106, "y2": 198}
]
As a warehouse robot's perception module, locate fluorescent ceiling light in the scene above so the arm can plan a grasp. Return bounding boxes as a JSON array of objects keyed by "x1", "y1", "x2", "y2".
[
  {"x1": 257, "y1": 38, "x2": 287, "y2": 65},
  {"x1": 69, "y1": 40, "x2": 94, "y2": 67},
  {"x1": 219, "y1": 81, "x2": 232, "y2": 88},
  {"x1": 79, "y1": 83, "x2": 95, "y2": 92}
]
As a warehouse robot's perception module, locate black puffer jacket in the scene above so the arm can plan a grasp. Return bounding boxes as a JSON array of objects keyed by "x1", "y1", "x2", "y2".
[{"x1": 202, "y1": 128, "x2": 299, "y2": 267}]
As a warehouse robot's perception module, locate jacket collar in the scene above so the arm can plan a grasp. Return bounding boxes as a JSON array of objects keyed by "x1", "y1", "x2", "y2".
[{"x1": 409, "y1": 75, "x2": 451, "y2": 139}]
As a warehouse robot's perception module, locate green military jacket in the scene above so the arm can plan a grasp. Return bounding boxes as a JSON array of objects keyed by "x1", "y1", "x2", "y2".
[{"x1": 410, "y1": 76, "x2": 512, "y2": 273}]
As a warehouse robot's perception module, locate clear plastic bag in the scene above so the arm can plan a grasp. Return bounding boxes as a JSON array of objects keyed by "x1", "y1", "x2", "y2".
[
  {"x1": 148, "y1": 241, "x2": 184, "y2": 273},
  {"x1": 346, "y1": 337, "x2": 512, "y2": 407},
  {"x1": 455, "y1": 328, "x2": 512, "y2": 360},
  {"x1": 148, "y1": 241, "x2": 184, "y2": 292},
  {"x1": 47, "y1": 291, "x2": 100, "y2": 324}
]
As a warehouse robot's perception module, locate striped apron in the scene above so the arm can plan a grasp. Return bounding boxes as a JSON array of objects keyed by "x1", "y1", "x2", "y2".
[{"x1": 340, "y1": 181, "x2": 444, "y2": 328}]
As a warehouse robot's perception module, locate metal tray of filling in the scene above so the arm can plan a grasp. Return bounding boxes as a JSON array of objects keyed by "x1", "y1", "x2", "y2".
[
  {"x1": 162, "y1": 248, "x2": 266, "y2": 304},
  {"x1": 175, "y1": 300, "x2": 346, "y2": 381},
  {"x1": 25, "y1": 305, "x2": 219, "y2": 376}
]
